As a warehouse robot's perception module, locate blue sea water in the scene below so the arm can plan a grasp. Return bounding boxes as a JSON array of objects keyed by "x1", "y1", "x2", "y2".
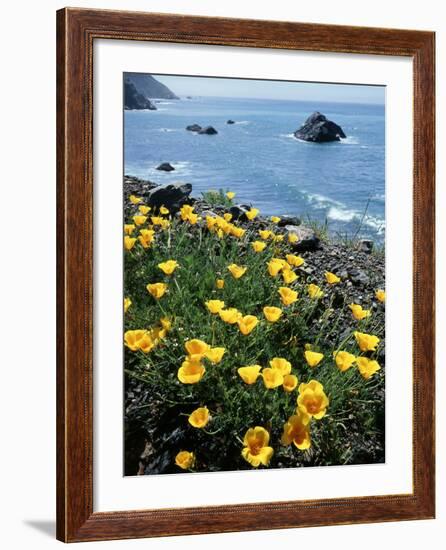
[{"x1": 124, "y1": 96, "x2": 385, "y2": 242}]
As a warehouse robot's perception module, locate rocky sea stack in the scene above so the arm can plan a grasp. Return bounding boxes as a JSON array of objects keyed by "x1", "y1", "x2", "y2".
[
  {"x1": 294, "y1": 112, "x2": 346, "y2": 143},
  {"x1": 186, "y1": 124, "x2": 218, "y2": 135},
  {"x1": 156, "y1": 162, "x2": 175, "y2": 172}
]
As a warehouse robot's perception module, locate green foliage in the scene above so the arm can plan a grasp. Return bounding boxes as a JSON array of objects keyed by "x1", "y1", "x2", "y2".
[
  {"x1": 201, "y1": 189, "x2": 234, "y2": 208},
  {"x1": 124, "y1": 203, "x2": 385, "y2": 473}
]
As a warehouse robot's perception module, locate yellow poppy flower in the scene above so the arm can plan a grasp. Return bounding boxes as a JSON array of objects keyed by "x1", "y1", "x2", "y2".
[
  {"x1": 304, "y1": 350, "x2": 324, "y2": 368},
  {"x1": 150, "y1": 216, "x2": 164, "y2": 226},
  {"x1": 124, "y1": 236, "x2": 136, "y2": 250},
  {"x1": 308, "y1": 283, "x2": 324, "y2": 299},
  {"x1": 325, "y1": 271, "x2": 341, "y2": 284},
  {"x1": 180, "y1": 204, "x2": 195, "y2": 221},
  {"x1": 220, "y1": 221, "x2": 232, "y2": 235},
  {"x1": 237, "y1": 315, "x2": 259, "y2": 335},
  {"x1": 219, "y1": 308, "x2": 242, "y2": 324},
  {"x1": 271, "y1": 216, "x2": 281, "y2": 223},
  {"x1": 206, "y1": 216, "x2": 218, "y2": 230},
  {"x1": 281, "y1": 413, "x2": 311, "y2": 449},
  {"x1": 349, "y1": 303, "x2": 371, "y2": 320},
  {"x1": 138, "y1": 332, "x2": 157, "y2": 353},
  {"x1": 139, "y1": 228, "x2": 155, "y2": 240},
  {"x1": 158, "y1": 260, "x2": 179, "y2": 275},
  {"x1": 274, "y1": 234, "x2": 285, "y2": 243},
  {"x1": 124, "y1": 297, "x2": 132, "y2": 313},
  {"x1": 228, "y1": 264, "x2": 247, "y2": 279},
  {"x1": 223, "y1": 213, "x2": 232, "y2": 222},
  {"x1": 187, "y1": 212, "x2": 200, "y2": 225},
  {"x1": 354, "y1": 331, "x2": 380, "y2": 352},
  {"x1": 263, "y1": 306, "x2": 283, "y2": 323},
  {"x1": 226, "y1": 191, "x2": 235, "y2": 200},
  {"x1": 205, "y1": 300, "x2": 225, "y2": 314},
  {"x1": 124, "y1": 224, "x2": 135, "y2": 235},
  {"x1": 159, "y1": 206, "x2": 169, "y2": 215},
  {"x1": 282, "y1": 268, "x2": 298, "y2": 284},
  {"x1": 285, "y1": 254, "x2": 305, "y2": 268},
  {"x1": 188, "y1": 407, "x2": 210, "y2": 429},
  {"x1": 133, "y1": 215, "x2": 147, "y2": 226},
  {"x1": 278, "y1": 287, "x2": 298, "y2": 306},
  {"x1": 251, "y1": 241, "x2": 267, "y2": 253},
  {"x1": 288, "y1": 233, "x2": 299, "y2": 244},
  {"x1": 333, "y1": 350, "x2": 356, "y2": 372},
  {"x1": 129, "y1": 194, "x2": 142, "y2": 204},
  {"x1": 356, "y1": 357, "x2": 381, "y2": 379},
  {"x1": 138, "y1": 228, "x2": 155, "y2": 248},
  {"x1": 269, "y1": 357, "x2": 292, "y2": 375},
  {"x1": 245, "y1": 208, "x2": 259, "y2": 220},
  {"x1": 138, "y1": 205, "x2": 151, "y2": 215},
  {"x1": 262, "y1": 368, "x2": 284, "y2": 389},
  {"x1": 160, "y1": 317, "x2": 172, "y2": 332},
  {"x1": 185, "y1": 339, "x2": 210, "y2": 358},
  {"x1": 230, "y1": 225, "x2": 246, "y2": 239},
  {"x1": 297, "y1": 380, "x2": 329, "y2": 419},
  {"x1": 216, "y1": 278, "x2": 225, "y2": 289},
  {"x1": 241, "y1": 427, "x2": 274, "y2": 467},
  {"x1": 124, "y1": 329, "x2": 147, "y2": 351},
  {"x1": 375, "y1": 289, "x2": 386, "y2": 303},
  {"x1": 177, "y1": 359, "x2": 206, "y2": 384},
  {"x1": 146, "y1": 282, "x2": 167, "y2": 299},
  {"x1": 259, "y1": 230, "x2": 273, "y2": 240},
  {"x1": 238, "y1": 365, "x2": 262, "y2": 385},
  {"x1": 283, "y1": 374, "x2": 299, "y2": 392},
  {"x1": 267, "y1": 258, "x2": 286, "y2": 277},
  {"x1": 204, "y1": 347, "x2": 226, "y2": 364},
  {"x1": 175, "y1": 450, "x2": 195, "y2": 470}
]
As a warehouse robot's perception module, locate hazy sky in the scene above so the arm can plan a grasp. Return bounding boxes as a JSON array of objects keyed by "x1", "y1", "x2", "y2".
[{"x1": 154, "y1": 74, "x2": 385, "y2": 104}]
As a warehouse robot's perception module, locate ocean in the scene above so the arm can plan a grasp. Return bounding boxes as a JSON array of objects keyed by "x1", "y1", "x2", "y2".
[{"x1": 124, "y1": 96, "x2": 385, "y2": 243}]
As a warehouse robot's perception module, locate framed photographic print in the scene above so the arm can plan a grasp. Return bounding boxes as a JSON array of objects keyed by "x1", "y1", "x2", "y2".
[{"x1": 56, "y1": 8, "x2": 435, "y2": 542}]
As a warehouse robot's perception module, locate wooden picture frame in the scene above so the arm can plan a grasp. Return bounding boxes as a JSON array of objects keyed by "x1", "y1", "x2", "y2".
[{"x1": 56, "y1": 7, "x2": 435, "y2": 542}]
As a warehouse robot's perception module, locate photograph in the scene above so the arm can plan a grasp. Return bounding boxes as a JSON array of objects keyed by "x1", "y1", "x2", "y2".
[{"x1": 123, "y1": 72, "x2": 386, "y2": 476}]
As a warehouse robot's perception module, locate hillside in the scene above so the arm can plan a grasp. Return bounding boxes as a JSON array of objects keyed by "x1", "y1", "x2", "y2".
[{"x1": 124, "y1": 73, "x2": 179, "y2": 100}]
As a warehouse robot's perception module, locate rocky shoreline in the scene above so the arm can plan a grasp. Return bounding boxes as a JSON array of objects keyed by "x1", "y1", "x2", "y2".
[{"x1": 123, "y1": 174, "x2": 384, "y2": 323}]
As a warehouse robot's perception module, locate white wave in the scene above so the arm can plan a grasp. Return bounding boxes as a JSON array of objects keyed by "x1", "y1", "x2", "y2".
[
  {"x1": 304, "y1": 192, "x2": 385, "y2": 233},
  {"x1": 279, "y1": 133, "x2": 297, "y2": 141},
  {"x1": 306, "y1": 192, "x2": 343, "y2": 209},
  {"x1": 173, "y1": 161, "x2": 192, "y2": 171},
  {"x1": 372, "y1": 193, "x2": 385, "y2": 201},
  {"x1": 327, "y1": 206, "x2": 356, "y2": 222},
  {"x1": 156, "y1": 128, "x2": 181, "y2": 133},
  {"x1": 235, "y1": 120, "x2": 251, "y2": 125},
  {"x1": 341, "y1": 135, "x2": 359, "y2": 145}
]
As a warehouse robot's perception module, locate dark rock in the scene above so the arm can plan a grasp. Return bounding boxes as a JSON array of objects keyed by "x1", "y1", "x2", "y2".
[
  {"x1": 348, "y1": 268, "x2": 370, "y2": 286},
  {"x1": 294, "y1": 111, "x2": 346, "y2": 143},
  {"x1": 124, "y1": 73, "x2": 179, "y2": 100},
  {"x1": 277, "y1": 215, "x2": 301, "y2": 227},
  {"x1": 229, "y1": 204, "x2": 251, "y2": 221},
  {"x1": 198, "y1": 126, "x2": 218, "y2": 135},
  {"x1": 147, "y1": 183, "x2": 192, "y2": 212},
  {"x1": 227, "y1": 120, "x2": 235, "y2": 124},
  {"x1": 285, "y1": 225, "x2": 320, "y2": 251},
  {"x1": 156, "y1": 162, "x2": 175, "y2": 172},
  {"x1": 124, "y1": 81, "x2": 157, "y2": 110},
  {"x1": 186, "y1": 124, "x2": 202, "y2": 132},
  {"x1": 358, "y1": 239, "x2": 374, "y2": 253}
]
